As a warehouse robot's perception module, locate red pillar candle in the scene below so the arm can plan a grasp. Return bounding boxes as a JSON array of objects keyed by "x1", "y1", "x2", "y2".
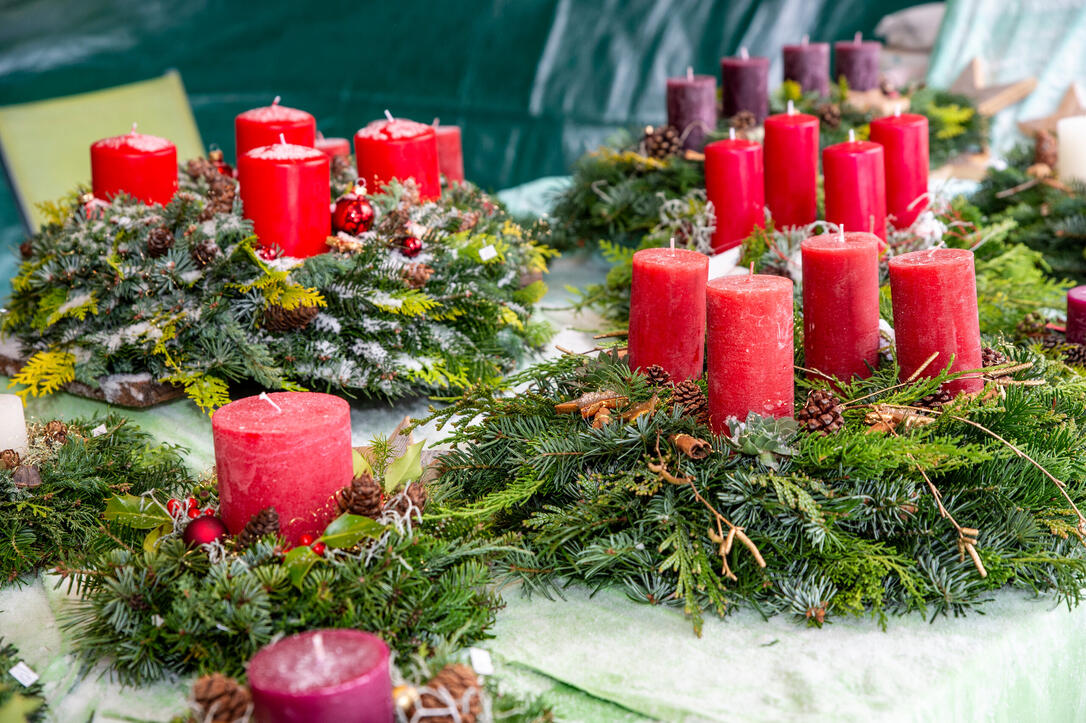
[
  {"x1": 248, "y1": 629, "x2": 393, "y2": 723},
  {"x1": 90, "y1": 128, "x2": 178, "y2": 206},
  {"x1": 434, "y1": 124, "x2": 465, "y2": 182},
  {"x1": 706, "y1": 274, "x2": 794, "y2": 433},
  {"x1": 235, "y1": 97, "x2": 316, "y2": 159},
  {"x1": 763, "y1": 103, "x2": 818, "y2": 229},
  {"x1": 628, "y1": 247, "x2": 709, "y2": 382},
  {"x1": 213, "y1": 392, "x2": 352, "y2": 544},
  {"x1": 666, "y1": 69, "x2": 718, "y2": 151},
  {"x1": 834, "y1": 33, "x2": 881, "y2": 91},
  {"x1": 801, "y1": 231, "x2": 881, "y2": 380},
  {"x1": 315, "y1": 134, "x2": 351, "y2": 160},
  {"x1": 869, "y1": 113, "x2": 929, "y2": 229},
  {"x1": 1067, "y1": 286, "x2": 1086, "y2": 344},
  {"x1": 705, "y1": 134, "x2": 765, "y2": 252},
  {"x1": 354, "y1": 117, "x2": 441, "y2": 200},
  {"x1": 238, "y1": 141, "x2": 331, "y2": 258},
  {"x1": 720, "y1": 49, "x2": 770, "y2": 123},
  {"x1": 888, "y1": 248, "x2": 983, "y2": 395},
  {"x1": 823, "y1": 133, "x2": 887, "y2": 241},
  {"x1": 783, "y1": 37, "x2": 830, "y2": 96}
]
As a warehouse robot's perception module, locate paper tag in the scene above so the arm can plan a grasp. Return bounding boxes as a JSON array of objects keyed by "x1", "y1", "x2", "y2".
[
  {"x1": 8, "y1": 662, "x2": 38, "y2": 687},
  {"x1": 478, "y1": 245, "x2": 498, "y2": 262},
  {"x1": 151, "y1": 614, "x2": 165, "y2": 628},
  {"x1": 91, "y1": 424, "x2": 108, "y2": 437},
  {"x1": 468, "y1": 647, "x2": 494, "y2": 676}
]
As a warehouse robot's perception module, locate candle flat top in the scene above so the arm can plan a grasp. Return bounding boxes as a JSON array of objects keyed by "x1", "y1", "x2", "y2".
[
  {"x1": 212, "y1": 391, "x2": 348, "y2": 434},
  {"x1": 705, "y1": 138, "x2": 761, "y2": 153},
  {"x1": 434, "y1": 125, "x2": 461, "y2": 135},
  {"x1": 802, "y1": 231, "x2": 880, "y2": 251},
  {"x1": 720, "y1": 56, "x2": 769, "y2": 67},
  {"x1": 764, "y1": 112, "x2": 819, "y2": 127},
  {"x1": 708, "y1": 274, "x2": 792, "y2": 294},
  {"x1": 870, "y1": 113, "x2": 927, "y2": 128},
  {"x1": 93, "y1": 132, "x2": 174, "y2": 153},
  {"x1": 888, "y1": 247, "x2": 973, "y2": 269},
  {"x1": 245, "y1": 143, "x2": 326, "y2": 161},
  {"x1": 237, "y1": 104, "x2": 314, "y2": 123},
  {"x1": 834, "y1": 40, "x2": 881, "y2": 49},
  {"x1": 666, "y1": 74, "x2": 715, "y2": 85},
  {"x1": 356, "y1": 118, "x2": 434, "y2": 141},
  {"x1": 1069, "y1": 285, "x2": 1086, "y2": 302},
  {"x1": 248, "y1": 630, "x2": 388, "y2": 694},
  {"x1": 823, "y1": 140, "x2": 882, "y2": 155},
  {"x1": 633, "y1": 246, "x2": 709, "y2": 270}
]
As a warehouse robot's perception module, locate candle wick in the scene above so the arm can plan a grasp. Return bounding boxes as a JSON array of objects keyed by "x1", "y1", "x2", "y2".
[
  {"x1": 384, "y1": 109, "x2": 395, "y2": 122},
  {"x1": 787, "y1": 99, "x2": 794, "y2": 115},
  {"x1": 316, "y1": 131, "x2": 324, "y2": 140},
  {"x1": 839, "y1": 223, "x2": 845, "y2": 243},
  {"x1": 729, "y1": 127, "x2": 736, "y2": 141},
  {"x1": 739, "y1": 46, "x2": 749, "y2": 60},
  {"x1": 278, "y1": 133, "x2": 287, "y2": 145},
  {"x1": 272, "y1": 95, "x2": 281, "y2": 106},
  {"x1": 258, "y1": 392, "x2": 282, "y2": 413},
  {"x1": 854, "y1": 31, "x2": 862, "y2": 43},
  {"x1": 748, "y1": 262, "x2": 755, "y2": 278},
  {"x1": 894, "y1": 105, "x2": 901, "y2": 117},
  {"x1": 670, "y1": 236, "x2": 676, "y2": 252},
  {"x1": 687, "y1": 66, "x2": 694, "y2": 81},
  {"x1": 313, "y1": 632, "x2": 326, "y2": 661},
  {"x1": 432, "y1": 117, "x2": 440, "y2": 127},
  {"x1": 802, "y1": 33, "x2": 809, "y2": 45},
  {"x1": 848, "y1": 128, "x2": 856, "y2": 143}
]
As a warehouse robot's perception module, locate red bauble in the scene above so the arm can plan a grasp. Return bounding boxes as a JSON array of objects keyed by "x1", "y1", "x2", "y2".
[
  {"x1": 182, "y1": 515, "x2": 229, "y2": 547},
  {"x1": 187, "y1": 496, "x2": 198, "y2": 510},
  {"x1": 187, "y1": 507, "x2": 200, "y2": 519},
  {"x1": 258, "y1": 245, "x2": 282, "y2": 261},
  {"x1": 166, "y1": 498, "x2": 182, "y2": 515},
  {"x1": 331, "y1": 183, "x2": 376, "y2": 236},
  {"x1": 298, "y1": 533, "x2": 315, "y2": 546},
  {"x1": 208, "y1": 149, "x2": 235, "y2": 178},
  {"x1": 202, "y1": 508, "x2": 216, "y2": 516},
  {"x1": 311, "y1": 541, "x2": 326, "y2": 557},
  {"x1": 80, "y1": 193, "x2": 108, "y2": 221},
  {"x1": 400, "y1": 236, "x2": 423, "y2": 258}
]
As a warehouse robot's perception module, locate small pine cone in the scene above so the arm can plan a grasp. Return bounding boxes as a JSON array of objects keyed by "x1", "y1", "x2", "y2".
[
  {"x1": 916, "y1": 389, "x2": 953, "y2": 410},
  {"x1": 192, "y1": 673, "x2": 252, "y2": 723},
  {"x1": 817, "y1": 103, "x2": 842, "y2": 129},
  {"x1": 981, "y1": 347, "x2": 1009, "y2": 374},
  {"x1": 408, "y1": 664, "x2": 482, "y2": 723},
  {"x1": 642, "y1": 125, "x2": 681, "y2": 159},
  {"x1": 186, "y1": 157, "x2": 216, "y2": 181},
  {"x1": 44, "y1": 420, "x2": 68, "y2": 443},
  {"x1": 1034, "y1": 129, "x2": 1059, "y2": 169},
  {"x1": 760, "y1": 259, "x2": 793, "y2": 281},
  {"x1": 1016, "y1": 312, "x2": 1048, "y2": 339},
  {"x1": 19, "y1": 241, "x2": 32, "y2": 259},
  {"x1": 1063, "y1": 343, "x2": 1086, "y2": 367},
  {"x1": 147, "y1": 226, "x2": 175, "y2": 257},
  {"x1": 644, "y1": 364, "x2": 671, "y2": 387},
  {"x1": 336, "y1": 472, "x2": 383, "y2": 518},
  {"x1": 236, "y1": 506, "x2": 280, "y2": 548},
  {"x1": 0, "y1": 449, "x2": 19, "y2": 470},
  {"x1": 795, "y1": 390, "x2": 844, "y2": 435},
  {"x1": 672, "y1": 379, "x2": 708, "y2": 421},
  {"x1": 262, "y1": 303, "x2": 319, "y2": 332},
  {"x1": 191, "y1": 240, "x2": 222, "y2": 268},
  {"x1": 388, "y1": 482, "x2": 428, "y2": 519},
  {"x1": 730, "y1": 110, "x2": 758, "y2": 130},
  {"x1": 402, "y1": 263, "x2": 434, "y2": 289}
]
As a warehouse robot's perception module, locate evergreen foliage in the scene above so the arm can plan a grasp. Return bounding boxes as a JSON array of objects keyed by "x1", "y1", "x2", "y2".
[{"x1": 0, "y1": 638, "x2": 46, "y2": 721}]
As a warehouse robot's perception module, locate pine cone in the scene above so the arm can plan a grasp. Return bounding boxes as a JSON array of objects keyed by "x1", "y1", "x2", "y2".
[
  {"x1": 672, "y1": 380, "x2": 708, "y2": 421},
  {"x1": 336, "y1": 472, "x2": 383, "y2": 518},
  {"x1": 402, "y1": 263, "x2": 434, "y2": 289},
  {"x1": 1065, "y1": 344, "x2": 1086, "y2": 367},
  {"x1": 44, "y1": 420, "x2": 67, "y2": 443},
  {"x1": 761, "y1": 259, "x2": 793, "y2": 281},
  {"x1": 642, "y1": 125, "x2": 681, "y2": 159},
  {"x1": 191, "y1": 240, "x2": 221, "y2": 268},
  {"x1": 262, "y1": 303, "x2": 319, "y2": 332},
  {"x1": 1016, "y1": 312, "x2": 1048, "y2": 339},
  {"x1": 730, "y1": 110, "x2": 758, "y2": 130},
  {"x1": 236, "y1": 506, "x2": 280, "y2": 548},
  {"x1": 388, "y1": 482, "x2": 428, "y2": 520},
  {"x1": 0, "y1": 449, "x2": 19, "y2": 470},
  {"x1": 794, "y1": 390, "x2": 844, "y2": 434},
  {"x1": 408, "y1": 664, "x2": 482, "y2": 723},
  {"x1": 192, "y1": 673, "x2": 252, "y2": 723},
  {"x1": 644, "y1": 364, "x2": 671, "y2": 387},
  {"x1": 981, "y1": 347, "x2": 1009, "y2": 371},
  {"x1": 19, "y1": 241, "x2": 32, "y2": 259},
  {"x1": 817, "y1": 103, "x2": 842, "y2": 129},
  {"x1": 1035, "y1": 129, "x2": 1059, "y2": 169},
  {"x1": 916, "y1": 389, "x2": 952, "y2": 410},
  {"x1": 199, "y1": 176, "x2": 237, "y2": 221},
  {"x1": 186, "y1": 157, "x2": 216, "y2": 181},
  {"x1": 147, "y1": 226, "x2": 175, "y2": 258}
]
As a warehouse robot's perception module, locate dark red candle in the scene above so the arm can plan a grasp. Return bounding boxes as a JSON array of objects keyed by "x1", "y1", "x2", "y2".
[
  {"x1": 315, "y1": 134, "x2": 351, "y2": 160},
  {"x1": 783, "y1": 38, "x2": 830, "y2": 96},
  {"x1": 869, "y1": 113, "x2": 929, "y2": 229},
  {"x1": 705, "y1": 134, "x2": 765, "y2": 252},
  {"x1": 706, "y1": 274, "x2": 794, "y2": 433},
  {"x1": 235, "y1": 97, "x2": 316, "y2": 159},
  {"x1": 889, "y1": 248, "x2": 983, "y2": 395},
  {"x1": 628, "y1": 247, "x2": 709, "y2": 382},
  {"x1": 238, "y1": 141, "x2": 331, "y2": 258},
  {"x1": 834, "y1": 34, "x2": 881, "y2": 91},
  {"x1": 763, "y1": 104, "x2": 818, "y2": 229},
  {"x1": 354, "y1": 117, "x2": 441, "y2": 200},
  {"x1": 666, "y1": 70, "x2": 718, "y2": 151},
  {"x1": 801, "y1": 231, "x2": 881, "y2": 380},
  {"x1": 823, "y1": 134, "x2": 887, "y2": 241},
  {"x1": 1067, "y1": 286, "x2": 1086, "y2": 344},
  {"x1": 213, "y1": 392, "x2": 353, "y2": 545},
  {"x1": 434, "y1": 124, "x2": 465, "y2": 182},
  {"x1": 720, "y1": 50, "x2": 770, "y2": 123},
  {"x1": 90, "y1": 128, "x2": 178, "y2": 206}
]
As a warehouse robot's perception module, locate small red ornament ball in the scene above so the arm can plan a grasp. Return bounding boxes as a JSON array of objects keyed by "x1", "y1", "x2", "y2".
[
  {"x1": 331, "y1": 182, "x2": 375, "y2": 236},
  {"x1": 182, "y1": 515, "x2": 229, "y2": 547},
  {"x1": 187, "y1": 507, "x2": 200, "y2": 519},
  {"x1": 298, "y1": 533, "x2": 315, "y2": 546},
  {"x1": 311, "y1": 541, "x2": 327, "y2": 557},
  {"x1": 399, "y1": 236, "x2": 423, "y2": 258},
  {"x1": 208, "y1": 149, "x2": 235, "y2": 178},
  {"x1": 166, "y1": 498, "x2": 182, "y2": 515}
]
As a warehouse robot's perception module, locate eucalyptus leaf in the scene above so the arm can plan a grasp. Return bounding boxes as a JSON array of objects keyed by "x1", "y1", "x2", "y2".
[
  {"x1": 284, "y1": 545, "x2": 320, "y2": 588},
  {"x1": 318, "y1": 513, "x2": 386, "y2": 549},
  {"x1": 103, "y1": 494, "x2": 172, "y2": 529}
]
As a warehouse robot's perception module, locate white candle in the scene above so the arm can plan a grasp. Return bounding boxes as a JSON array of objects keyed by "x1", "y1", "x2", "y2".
[
  {"x1": 0, "y1": 396, "x2": 28, "y2": 455},
  {"x1": 1057, "y1": 115, "x2": 1086, "y2": 183}
]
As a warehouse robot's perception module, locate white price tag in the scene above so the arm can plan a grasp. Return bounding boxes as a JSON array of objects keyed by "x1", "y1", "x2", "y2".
[
  {"x1": 91, "y1": 424, "x2": 108, "y2": 437},
  {"x1": 478, "y1": 245, "x2": 498, "y2": 262},
  {"x1": 468, "y1": 647, "x2": 494, "y2": 676},
  {"x1": 8, "y1": 661, "x2": 38, "y2": 687}
]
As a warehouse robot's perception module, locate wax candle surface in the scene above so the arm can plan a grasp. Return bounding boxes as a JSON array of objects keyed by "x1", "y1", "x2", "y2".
[
  {"x1": 889, "y1": 249, "x2": 983, "y2": 395},
  {"x1": 823, "y1": 139, "x2": 887, "y2": 241},
  {"x1": 628, "y1": 248, "x2": 709, "y2": 382},
  {"x1": 1066, "y1": 285, "x2": 1086, "y2": 344},
  {"x1": 666, "y1": 74, "x2": 718, "y2": 150},
  {"x1": 213, "y1": 392, "x2": 352, "y2": 543},
  {"x1": 238, "y1": 142, "x2": 331, "y2": 258},
  {"x1": 869, "y1": 113, "x2": 929, "y2": 228},
  {"x1": 801, "y1": 232, "x2": 880, "y2": 380},
  {"x1": 783, "y1": 41, "x2": 830, "y2": 96},
  {"x1": 434, "y1": 124, "x2": 465, "y2": 182},
  {"x1": 764, "y1": 110, "x2": 818, "y2": 228},
  {"x1": 706, "y1": 275, "x2": 794, "y2": 433},
  {"x1": 355, "y1": 118, "x2": 441, "y2": 200},
  {"x1": 1057, "y1": 116, "x2": 1086, "y2": 184},
  {"x1": 235, "y1": 100, "x2": 316, "y2": 158},
  {"x1": 90, "y1": 131, "x2": 178, "y2": 206},
  {"x1": 248, "y1": 629, "x2": 393, "y2": 723},
  {"x1": 0, "y1": 395, "x2": 28, "y2": 456},
  {"x1": 705, "y1": 138, "x2": 765, "y2": 252},
  {"x1": 315, "y1": 135, "x2": 351, "y2": 160},
  {"x1": 721, "y1": 55, "x2": 770, "y2": 123},
  {"x1": 834, "y1": 38, "x2": 881, "y2": 91}
]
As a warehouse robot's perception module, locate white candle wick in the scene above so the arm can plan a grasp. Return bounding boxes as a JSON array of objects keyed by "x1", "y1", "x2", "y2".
[
  {"x1": 739, "y1": 47, "x2": 749, "y2": 60},
  {"x1": 272, "y1": 95, "x2": 281, "y2": 106},
  {"x1": 384, "y1": 109, "x2": 395, "y2": 123},
  {"x1": 258, "y1": 392, "x2": 282, "y2": 413},
  {"x1": 787, "y1": 99, "x2": 795, "y2": 115},
  {"x1": 670, "y1": 236, "x2": 676, "y2": 252},
  {"x1": 687, "y1": 66, "x2": 694, "y2": 81},
  {"x1": 131, "y1": 122, "x2": 138, "y2": 134},
  {"x1": 848, "y1": 128, "x2": 856, "y2": 143},
  {"x1": 278, "y1": 133, "x2": 287, "y2": 145},
  {"x1": 432, "y1": 117, "x2": 440, "y2": 127},
  {"x1": 748, "y1": 262, "x2": 755, "y2": 278},
  {"x1": 839, "y1": 223, "x2": 845, "y2": 243},
  {"x1": 729, "y1": 127, "x2": 736, "y2": 141},
  {"x1": 802, "y1": 34, "x2": 809, "y2": 45},
  {"x1": 313, "y1": 632, "x2": 326, "y2": 661},
  {"x1": 894, "y1": 105, "x2": 902, "y2": 117},
  {"x1": 854, "y1": 31, "x2": 862, "y2": 44}
]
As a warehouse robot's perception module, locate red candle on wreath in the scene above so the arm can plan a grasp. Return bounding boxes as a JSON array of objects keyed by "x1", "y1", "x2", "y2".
[
  {"x1": 764, "y1": 101, "x2": 818, "y2": 229},
  {"x1": 628, "y1": 245, "x2": 709, "y2": 382},
  {"x1": 238, "y1": 137, "x2": 331, "y2": 258},
  {"x1": 354, "y1": 112, "x2": 441, "y2": 199},
  {"x1": 315, "y1": 133, "x2": 351, "y2": 160},
  {"x1": 869, "y1": 111, "x2": 929, "y2": 229},
  {"x1": 823, "y1": 130, "x2": 887, "y2": 242},
  {"x1": 433, "y1": 121, "x2": 465, "y2": 182},
  {"x1": 235, "y1": 96, "x2": 316, "y2": 158},
  {"x1": 90, "y1": 125, "x2": 178, "y2": 206},
  {"x1": 705, "y1": 130, "x2": 765, "y2": 252},
  {"x1": 213, "y1": 392, "x2": 353, "y2": 545}
]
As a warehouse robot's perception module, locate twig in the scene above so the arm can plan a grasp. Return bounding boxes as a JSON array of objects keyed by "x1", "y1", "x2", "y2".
[{"x1": 593, "y1": 330, "x2": 629, "y2": 339}]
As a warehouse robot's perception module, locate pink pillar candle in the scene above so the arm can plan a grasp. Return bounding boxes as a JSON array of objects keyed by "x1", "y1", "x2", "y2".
[
  {"x1": 434, "y1": 124, "x2": 465, "y2": 182},
  {"x1": 834, "y1": 36, "x2": 882, "y2": 91},
  {"x1": 706, "y1": 274, "x2": 794, "y2": 433},
  {"x1": 764, "y1": 108, "x2": 819, "y2": 229},
  {"x1": 823, "y1": 137, "x2": 887, "y2": 241},
  {"x1": 628, "y1": 247, "x2": 709, "y2": 382},
  {"x1": 248, "y1": 629, "x2": 393, "y2": 723},
  {"x1": 213, "y1": 392, "x2": 353, "y2": 544},
  {"x1": 888, "y1": 249, "x2": 983, "y2": 395},
  {"x1": 235, "y1": 99, "x2": 317, "y2": 159},
  {"x1": 1067, "y1": 285, "x2": 1086, "y2": 344},
  {"x1": 783, "y1": 40, "x2": 830, "y2": 96},
  {"x1": 869, "y1": 113, "x2": 929, "y2": 229},
  {"x1": 720, "y1": 53, "x2": 770, "y2": 123},
  {"x1": 666, "y1": 72, "x2": 718, "y2": 151},
  {"x1": 238, "y1": 142, "x2": 331, "y2": 258},
  {"x1": 315, "y1": 135, "x2": 351, "y2": 160},
  {"x1": 90, "y1": 130, "x2": 178, "y2": 206},
  {"x1": 354, "y1": 118, "x2": 441, "y2": 200},
  {"x1": 801, "y1": 232, "x2": 881, "y2": 380},
  {"x1": 704, "y1": 137, "x2": 765, "y2": 252}
]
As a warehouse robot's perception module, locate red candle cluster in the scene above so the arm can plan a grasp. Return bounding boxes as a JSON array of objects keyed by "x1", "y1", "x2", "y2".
[
  {"x1": 315, "y1": 134, "x2": 351, "y2": 160},
  {"x1": 354, "y1": 117, "x2": 441, "y2": 200},
  {"x1": 90, "y1": 129, "x2": 178, "y2": 206},
  {"x1": 434, "y1": 124, "x2": 465, "y2": 182},
  {"x1": 763, "y1": 106, "x2": 819, "y2": 229},
  {"x1": 870, "y1": 113, "x2": 929, "y2": 228},
  {"x1": 823, "y1": 136, "x2": 887, "y2": 241},
  {"x1": 235, "y1": 98, "x2": 316, "y2": 158},
  {"x1": 705, "y1": 135, "x2": 764, "y2": 252},
  {"x1": 628, "y1": 248, "x2": 708, "y2": 382}
]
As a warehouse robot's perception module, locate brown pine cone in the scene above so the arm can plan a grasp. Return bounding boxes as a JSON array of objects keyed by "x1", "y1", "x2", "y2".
[
  {"x1": 644, "y1": 364, "x2": 671, "y2": 387},
  {"x1": 817, "y1": 103, "x2": 842, "y2": 129},
  {"x1": 389, "y1": 481, "x2": 428, "y2": 519},
  {"x1": 1016, "y1": 312, "x2": 1048, "y2": 339},
  {"x1": 19, "y1": 241, "x2": 32, "y2": 259},
  {"x1": 672, "y1": 380, "x2": 708, "y2": 421},
  {"x1": 730, "y1": 110, "x2": 757, "y2": 130},
  {"x1": 336, "y1": 472, "x2": 383, "y2": 518},
  {"x1": 191, "y1": 240, "x2": 222, "y2": 268},
  {"x1": 916, "y1": 388, "x2": 952, "y2": 410},
  {"x1": 795, "y1": 390, "x2": 844, "y2": 434},
  {"x1": 44, "y1": 420, "x2": 68, "y2": 443},
  {"x1": 236, "y1": 506, "x2": 280, "y2": 548},
  {"x1": 0, "y1": 449, "x2": 19, "y2": 470},
  {"x1": 199, "y1": 176, "x2": 238, "y2": 221},
  {"x1": 642, "y1": 125, "x2": 681, "y2": 159},
  {"x1": 402, "y1": 263, "x2": 434, "y2": 289},
  {"x1": 761, "y1": 259, "x2": 793, "y2": 281},
  {"x1": 262, "y1": 303, "x2": 319, "y2": 332},
  {"x1": 147, "y1": 226, "x2": 175, "y2": 258},
  {"x1": 186, "y1": 157, "x2": 217, "y2": 181},
  {"x1": 192, "y1": 673, "x2": 252, "y2": 723},
  {"x1": 1034, "y1": 129, "x2": 1059, "y2": 169},
  {"x1": 981, "y1": 347, "x2": 1010, "y2": 377},
  {"x1": 408, "y1": 664, "x2": 482, "y2": 723}
]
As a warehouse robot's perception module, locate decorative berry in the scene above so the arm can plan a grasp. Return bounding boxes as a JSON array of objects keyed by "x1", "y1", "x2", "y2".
[
  {"x1": 166, "y1": 498, "x2": 182, "y2": 515},
  {"x1": 187, "y1": 507, "x2": 200, "y2": 519},
  {"x1": 182, "y1": 515, "x2": 229, "y2": 547},
  {"x1": 331, "y1": 182, "x2": 376, "y2": 236},
  {"x1": 202, "y1": 508, "x2": 216, "y2": 516},
  {"x1": 311, "y1": 541, "x2": 326, "y2": 556},
  {"x1": 399, "y1": 236, "x2": 423, "y2": 258},
  {"x1": 298, "y1": 533, "x2": 315, "y2": 546},
  {"x1": 187, "y1": 496, "x2": 198, "y2": 510}
]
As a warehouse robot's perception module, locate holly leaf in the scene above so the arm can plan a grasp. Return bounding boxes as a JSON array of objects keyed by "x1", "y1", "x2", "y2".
[
  {"x1": 143, "y1": 522, "x2": 173, "y2": 552},
  {"x1": 284, "y1": 545, "x2": 320, "y2": 588},
  {"x1": 353, "y1": 448, "x2": 372, "y2": 477},
  {"x1": 318, "y1": 513, "x2": 385, "y2": 549},
  {"x1": 104, "y1": 494, "x2": 172, "y2": 529},
  {"x1": 383, "y1": 440, "x2": 424, "y2": 494}
]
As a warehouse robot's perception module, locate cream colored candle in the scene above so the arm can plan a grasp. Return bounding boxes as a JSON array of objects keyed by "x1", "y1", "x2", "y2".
[
  {"x1": 0, "y1": 395, "x2": 28, "y2": 455},
  {"x1": 1057, "y1": 115, "x2": 1086, "y2": 183}
]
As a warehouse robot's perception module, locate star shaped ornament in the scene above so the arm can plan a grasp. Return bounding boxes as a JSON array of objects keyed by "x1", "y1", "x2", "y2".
[
  {"x1": 949, "y1": 58, "x2": 1037, "y2": 116},
  {"x1": 1017, "y1": 84, "x2": 1086, "y2": 137}
]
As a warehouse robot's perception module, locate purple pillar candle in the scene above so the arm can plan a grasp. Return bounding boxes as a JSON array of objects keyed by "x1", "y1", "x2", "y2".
[
  {"x1": 666, "y1": 68, "x2": 718, "y2": 151},
  {"x1": 248, "y1": 629, "x2": 393, "y2": 723},
  {"x1": 782, "y1": 36, "x2": 830, "y2": 96},
  {"x1": 1067, "y1": 286, "x2": 1086, "y2": 344},
  {"x1": 720, "y1": 48, "x2": 770, "y2": 123},
  {"x1": 834, "y1": 33, "x2": 881, "y2": 91}
]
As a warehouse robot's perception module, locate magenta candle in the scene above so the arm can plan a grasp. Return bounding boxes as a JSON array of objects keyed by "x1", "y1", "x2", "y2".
[
  {"x1": 834, "y1": 34, "x2": 881, "y2": 91},
  {"x1": 213, "y1": 392, "x2": 353, "y2": 544},
  {"x1": 666, "y1": 71, "x2": 718, "y2": 151},
  {"x1": 801, "y1": 232, "x2": 881, "y2": 380},
  {"x1": 248, "y1": 629, "x2": 393, "y2": 723},
  {"x1": 869, "y1": 113, "x2": 929, "y2": 229},
  {"x1": 706, "y1": 274, "x2": 794, "y2": 433},
  {"x1": 628, "y1": 247, "x2": 709, "y2": 382},
  {"x1": 704, "y1": 136, "x2": 765, "y2": 252},
  {"x1": 315, "y1": 135, "x2": 351, "y2": 160},
  {"x1": 1066, "y1": 286, "x2": 1086, "y2": 343},
  {"x1": 783, "y1": 38, "x2": 830, "y2": 96},
  {"x1": 720, "y1": 50, "x2": 770, "y2": 123},
  {"x1": 235, "y1": 98, "x2": 317, "y2": 158},
  {"x1": 823, "y1": 136, "x2": 887, "y2": 241},
  {"x1": 764, "y1": 105, "x2": 818, "y2": 229},
  {"x1": 434, "y1": 124, "x2": 465, "y2": 182},
  {"x1": 889, "y1": 249, "x2": 983, "y2": 395},
  {"x1": 90, "y1": 129, "x2": 178, "y2": 206}
]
